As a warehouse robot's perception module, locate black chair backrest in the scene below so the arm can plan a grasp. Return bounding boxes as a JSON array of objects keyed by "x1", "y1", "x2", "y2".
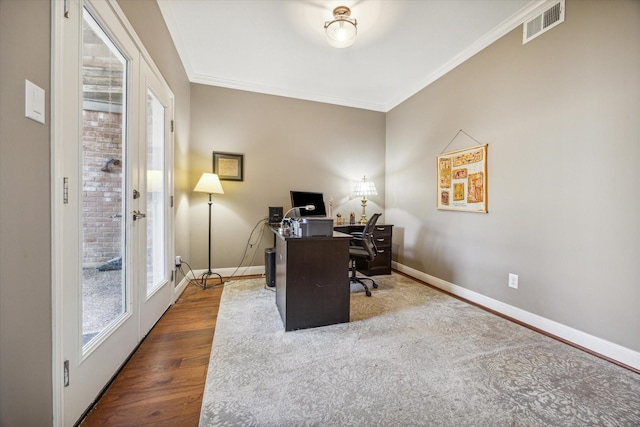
[
  {"x1": 359, "y1": 213, "x2": 381, "y2": 259},
  {"x1": 362, "y1": 213, "x2": 381, "y2": 239}
]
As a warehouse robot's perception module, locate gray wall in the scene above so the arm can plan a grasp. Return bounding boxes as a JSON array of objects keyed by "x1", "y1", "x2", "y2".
[
  {"x1": 0, "y1": 0, "x2": 53, "y2": 425},
  {"x1": 386, "y1": 0, "x2": 640, "y2": 352},
  {"x1": 117, "y1": 0, "x2": 192, "y2": 270},
  {"x1": 189, "y1": 85, "x2": 386, "y2": 271}
]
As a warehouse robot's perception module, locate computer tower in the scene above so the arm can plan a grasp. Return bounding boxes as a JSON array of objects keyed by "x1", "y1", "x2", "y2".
[
  {"x1": 265, "y1": 247, "x2": 276, "y2": 287},
  {"x1": 268, "y1": 207, "x2": 283, "y2": 224}
]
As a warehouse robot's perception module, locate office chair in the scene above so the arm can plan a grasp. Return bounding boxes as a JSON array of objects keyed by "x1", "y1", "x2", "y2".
[{"x1": 349, "y1": 212, "x2": 382, "y2": 297}]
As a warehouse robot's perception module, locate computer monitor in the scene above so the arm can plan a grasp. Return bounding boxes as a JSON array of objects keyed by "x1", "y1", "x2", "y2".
[{"x1": 290, "y1": 191, "x2": 327, "y2": 217}]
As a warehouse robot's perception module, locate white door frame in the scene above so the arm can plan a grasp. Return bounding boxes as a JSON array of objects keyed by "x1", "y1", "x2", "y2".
[{"x1": 51, "y1": 1, "x2": 175, "y2": 424}]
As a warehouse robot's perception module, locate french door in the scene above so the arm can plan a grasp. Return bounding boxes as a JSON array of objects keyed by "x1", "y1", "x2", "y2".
[
  {"x1": 53, "y1": 1, "x2": 174, "y2": 425},
  {"x1": 138, "y1": 60, "x2": 175, "y2": 336}
]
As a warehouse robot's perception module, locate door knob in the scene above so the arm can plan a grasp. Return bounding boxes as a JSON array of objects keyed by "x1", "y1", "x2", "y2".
[{"x1": 133, "y1": 210, "x2": 146, "y2": 221}]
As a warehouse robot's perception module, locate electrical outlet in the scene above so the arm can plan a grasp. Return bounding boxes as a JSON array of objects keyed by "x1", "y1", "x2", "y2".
[
  {"x1": 508, "y1": 273, "x2": 519, "y2": 289},
  {"x1": 175, "y1": 256, "x2": 182, "y2": 267}
]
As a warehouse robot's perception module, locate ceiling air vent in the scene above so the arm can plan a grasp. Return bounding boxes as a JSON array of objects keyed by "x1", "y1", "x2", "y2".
[{"x1": 523, "y1": 0, "x2": 564, "y2": 44}]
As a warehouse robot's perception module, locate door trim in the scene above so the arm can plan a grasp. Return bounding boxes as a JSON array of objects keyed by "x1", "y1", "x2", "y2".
[
  {"x1": 51, "y1": 1, "x2": 175, "y2": 424},
  {"x1": 51, "y1": 1, "x2": 65, "y2": 423}
]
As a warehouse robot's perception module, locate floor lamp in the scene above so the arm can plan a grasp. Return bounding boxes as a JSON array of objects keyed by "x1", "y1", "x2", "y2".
[{"x1": 194, "y1": 173, "x2": 224, "y2": 289}]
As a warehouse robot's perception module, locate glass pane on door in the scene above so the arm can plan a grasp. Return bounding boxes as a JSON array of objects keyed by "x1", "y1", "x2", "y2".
[
  {"x1": 81, "y1": 9, "x2": 127, "y2": 348},
  {"x1": 145, "y1": 89, "x2": 166, "y2": 295}
]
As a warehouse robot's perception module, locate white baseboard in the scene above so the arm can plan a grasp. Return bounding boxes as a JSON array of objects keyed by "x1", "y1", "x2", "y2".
[
  {"x1": 173, "y1": 265, "x2": 267, "y2": 299},
  {"x1": 192, "y1": 265, "x2": 266, "y2": 279},
  {"x1": 393, "y1": 262, "x2": 640, "y2": 371},
  {"x1": 173, "y1": 274, "x2": 190, "y2": 299}
]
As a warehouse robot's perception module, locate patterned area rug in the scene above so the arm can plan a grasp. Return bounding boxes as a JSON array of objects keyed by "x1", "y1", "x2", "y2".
[{"x1": 200, "y1": 273, "x2": 640, "y2": 426}]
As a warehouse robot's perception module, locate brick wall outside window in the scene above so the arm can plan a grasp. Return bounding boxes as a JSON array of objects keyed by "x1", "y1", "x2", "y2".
[{"x1": 82, "y1": 109, "x2": 123, "y2": 268}]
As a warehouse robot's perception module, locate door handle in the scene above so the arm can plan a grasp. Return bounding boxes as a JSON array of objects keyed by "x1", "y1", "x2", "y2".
[{"x1": 133, "y1": 210, "x2": 146, "y2": 221}]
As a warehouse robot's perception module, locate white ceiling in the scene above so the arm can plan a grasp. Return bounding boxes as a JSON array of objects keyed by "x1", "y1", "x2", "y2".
[{"x1": 157, "y1": 0, "x2": 538, "y2": 112}]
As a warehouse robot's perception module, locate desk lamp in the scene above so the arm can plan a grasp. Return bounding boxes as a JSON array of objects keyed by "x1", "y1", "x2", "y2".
[
  {"x1": 354, "y1": 176, "x2": 377, "y2": 225},
  {"x1": 194, "y1": 173, "x2": 224, "y2": 288},
  {"x1": 279, "y1": 205, "x2": 315, "y2": 232}
]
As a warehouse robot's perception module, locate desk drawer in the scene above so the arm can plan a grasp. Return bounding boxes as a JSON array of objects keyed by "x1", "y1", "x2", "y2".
[
  {"x1": 371, "y1": 249, "x2": 391, "y2": 268},
  {"x1": 372, "y1": 225, "x2": 392, "y2": 253},
  {"x1": 373, "y1": 236, "x2": 390, "y2": 249},
  {"x1": 360, "y1": 225, "x2": 393, "y2": 276},
  {"x1": 372, "y1": 225, "x2": 392, "y2": 239},
  {"x1": 336, "y1": 223, "x2": 393, "y2": 276}
]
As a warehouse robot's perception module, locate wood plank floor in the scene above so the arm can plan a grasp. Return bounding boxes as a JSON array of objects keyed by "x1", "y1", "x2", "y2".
[{"x1": 80, "y1": 280, "x2": 226, "y2": 426}]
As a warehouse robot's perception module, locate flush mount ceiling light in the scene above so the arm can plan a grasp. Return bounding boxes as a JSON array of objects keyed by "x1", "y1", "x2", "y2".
[{"x1": 324, "y1": 6, "x2": 357, "y2": 48}]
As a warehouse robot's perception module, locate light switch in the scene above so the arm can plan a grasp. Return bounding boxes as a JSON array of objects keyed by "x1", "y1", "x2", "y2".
[{"x1": 25, "y1": 79, "x2": 45, "y2": 124}]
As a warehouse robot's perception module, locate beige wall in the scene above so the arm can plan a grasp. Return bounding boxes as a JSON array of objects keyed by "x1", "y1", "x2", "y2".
[
  {"x1": 189, "y1": 85, "x2": 386, "y2": 270},
  {"x1": 386, "y1": 0, "x2": 640, "y2": 352},
  {"x1": 0, "y1": 0, "x2": 53, "y2": 425}
]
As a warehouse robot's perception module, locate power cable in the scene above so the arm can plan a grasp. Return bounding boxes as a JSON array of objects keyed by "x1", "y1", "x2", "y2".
[
  {"x1": 226, "y1": 217, "x2": 269, "y2": 280},
  {"x1": 176, "y1": 216, "x2": 271, "y2": 290}
]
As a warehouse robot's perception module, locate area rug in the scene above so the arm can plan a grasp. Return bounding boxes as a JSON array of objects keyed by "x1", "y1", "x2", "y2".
[{"x1": 199, "y1": 273, "x2": 640, "y2": 426}]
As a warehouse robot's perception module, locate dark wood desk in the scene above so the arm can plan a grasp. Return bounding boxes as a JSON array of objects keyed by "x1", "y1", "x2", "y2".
[
  {"x1": 272, "y1": 228, "x2": 352, "y2": 331},
  {"x1": 334, "y1": 223, "x2": 394, "y2": 275}
]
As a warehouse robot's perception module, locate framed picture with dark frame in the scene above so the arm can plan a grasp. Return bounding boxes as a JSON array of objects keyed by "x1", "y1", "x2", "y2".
[{"x1": 213, "y1": 152, "x2": 244, "y2": 181}]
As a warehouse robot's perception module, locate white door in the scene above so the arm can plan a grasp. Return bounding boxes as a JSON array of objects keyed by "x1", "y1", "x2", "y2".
[
  {"x1": 52, "y1": 1, "x2": 174, "y2": 424},
  {"x1": 138, "y1": 59, "x2": 174, "y2": 336}
]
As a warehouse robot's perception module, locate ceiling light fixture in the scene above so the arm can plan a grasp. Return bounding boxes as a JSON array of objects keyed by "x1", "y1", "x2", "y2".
[{"x1": 324, "y1": 6, "x2": 357, "y2": 48}]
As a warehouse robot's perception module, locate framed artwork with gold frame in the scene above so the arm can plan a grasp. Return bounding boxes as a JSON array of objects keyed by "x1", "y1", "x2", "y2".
[
  {"x1": 213, "y1": 152, "x2": 244, "y2": 181},
  {"x1": 437, "y1": 145, "x2": 487, "y2": 213}
]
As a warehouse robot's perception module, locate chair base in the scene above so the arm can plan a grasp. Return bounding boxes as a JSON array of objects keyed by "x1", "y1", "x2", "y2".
[{"x1": 350, "y1": 260, "x2": 377, "y2": 297}]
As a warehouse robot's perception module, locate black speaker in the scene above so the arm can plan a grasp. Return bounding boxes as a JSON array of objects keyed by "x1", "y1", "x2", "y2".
[
  {"x1": 265, "y1": 248, "x2": 276, "y2": 287},
  {"x1": 269, "y1": 206, "x2": 283, "y2": 223}
]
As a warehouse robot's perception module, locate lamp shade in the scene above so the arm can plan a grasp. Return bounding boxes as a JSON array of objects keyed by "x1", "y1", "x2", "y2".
[
  {"x1": 324, "y1": 6, "x2": 357, "y2": 48},
  {"x1": 147, "y1": 169, "x2": 163, "y2": 192},
  {"x1": 354, "y1": 176, "x2": 377, "y2": 197},
  {"x1": 194, "y1": 173, "x2": 224, "y2": 194}
]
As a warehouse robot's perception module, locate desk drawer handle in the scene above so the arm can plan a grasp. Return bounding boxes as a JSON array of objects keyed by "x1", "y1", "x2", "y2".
[
  {"x1": 376, "y1": 238, "x2": 385, "y2": 242},
  {"x1": 376, "y1": 227, "x2": 385, "y2": 231},
  {"x1": 377, "y1": 249, "x2": 385, "y2": 253}
]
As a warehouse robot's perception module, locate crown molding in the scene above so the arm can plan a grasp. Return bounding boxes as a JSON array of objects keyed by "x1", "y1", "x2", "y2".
[
  {"x1": 191, "y1": 73, "x2": 388, "y2": 112},
  {"x1": 384, "y1": 0, "x2": 544, "y2": 112},
  {"x1": 156, "y1": 0, "x2": 196, "y2": 80}
]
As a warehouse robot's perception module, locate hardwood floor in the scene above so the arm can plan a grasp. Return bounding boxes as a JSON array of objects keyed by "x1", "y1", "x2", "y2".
[{"x1": 80, "y1": 280, "x2": 225, "y2": 426}]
